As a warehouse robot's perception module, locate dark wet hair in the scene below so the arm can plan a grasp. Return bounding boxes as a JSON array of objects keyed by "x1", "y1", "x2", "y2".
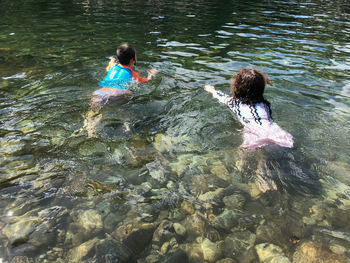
[
  {"x1": 116, "y1": 44, "x2": 136, "y2": 66},
  {"x1": 230, "y1": 68, "x2": 272, "y2": 114}
]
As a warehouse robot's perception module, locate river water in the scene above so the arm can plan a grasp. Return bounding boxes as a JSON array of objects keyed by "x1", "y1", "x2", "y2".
[{"x1": 1, "y1": 0, "x2": 350, "y2": 262}]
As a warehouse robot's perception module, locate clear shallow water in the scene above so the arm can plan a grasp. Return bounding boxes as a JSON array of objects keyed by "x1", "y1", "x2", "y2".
[{"x1": 0, "y1": 0, "x2": 350, "y2": 262}]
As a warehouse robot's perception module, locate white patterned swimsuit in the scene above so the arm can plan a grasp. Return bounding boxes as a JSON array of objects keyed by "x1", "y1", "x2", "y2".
[{"x1": 212, "y1": 90, "x2": 293, "y2": 149}]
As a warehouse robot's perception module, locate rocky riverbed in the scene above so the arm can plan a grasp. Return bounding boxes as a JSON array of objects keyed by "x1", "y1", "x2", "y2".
[{"x1": 1, "y1": 133, "x2": 350, "y2": 262}]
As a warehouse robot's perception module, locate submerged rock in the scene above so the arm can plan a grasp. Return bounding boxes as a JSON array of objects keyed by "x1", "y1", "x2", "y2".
[
  {"x1": 312, "y1": 228, "x2": 350, "y2": 255},
  {"x1": 254, "y1": 164, "x2": 278, "y2": 194},
  {"x1": 169, "y1": 236, "x2": 179, "y2": 249},
  {"x1": 212, "y1": 209, "x2": 238, "y2": 231},
  {"x1": 103, "y1": 211, "x2": 126, "y2": 232},
  {"x1": 256, "y1": 221, "x2": 284, "y2": 244},
  {"x1": 183, "y1": 243, "x2": 203, "y2": 263},
  {"x1": 153, "y1": 134, "x2": 199, "y2": 155},
  {"x1": 173, "y1": 222, "x2": 186, "y2": 237},
  {"x1": 183, "y1": 214, "x2": 206, "y2": 239},
  {"x1": 49, "y1": 129, "x2": 69, "y2": 146},
  {"x1": 201, "y1": 238, "x2": 224, "y2": 262},
  {"x1": 189, "y1": 174, "x2": 211, "y2": 196},
  {"x1": 123, "y1": 139, "x2": 157, "y2": 166},
  {"x1": 198, "y1": 187, "x2": 225, "y2": 203},
  {"x1": 161, "y1": 241, "x2": 171, "y2": 255},
  {"x1": 112, "y1": 222, "x2": 156, "y2": 256},
  {"x1": 27, "y1": 222, "x2": 57, "y2": 251},
  {"x1": 16, "y1": 120, "x2": 36, "y2": 134},
  {"x1": 146, "y1": 160, "x2": 167, "y2": 183},
  {"x1": 46, "y1": 247, "x2": 64, "y2": 261},
  {"x1": 169, "y1": 154, "x2": 196, "y2": 177},
  {"x1": 189, "y1": 173, "x2": 229, "y2": 197},
  {"x1": 181, "y1": 200, "x2": 195, "y2": 215},
  {"x1": 302, "y1": 203, "x2": 329, "y2": 227},
  {"x1": 144, "y1": 251, "x2": 161, "y2": 263},
  {"x1": 2, "y1": 216, "x2": 44, "y2": 246},
  {"x1": 329, "y1": 243, "x2": 347, "y2": 255},
  {"x1": 94, "y1": 237, "x2": 136, "y2": 263},
  {"x1": 216, "y1": 258, "x2": 237, "y2": 263},
  {"x1": 65, "y1": 223, "x2": 94, "y2": 247},
  {"x1": 68, "y1": 237, "x2": 99, "y2": 263},
  {"x1": 10, "y1": 256, "x2": 30, "y2": 263},
  {"x1": 58, "y1": 174, "x2": 115, "y2": 198},
  {"x1": 206, "y1": 228, "x2": 221, "y2": 242},
  {"x1": 162, "y1": 248, "x2": 189, "y2": 263},
  {"x1": 223, "y1": 192, "x2": 247, "y2": 210},
  {"x1": 292, "y1": 241, "x2": 346, "y2": 263},
  {"x1": 78, "y1": 140, "x2": 108, "y2": 157},
  {"x1": 153, "y1": 133, "x2": 173, "y2": 153},
  {"x1": 153, "y1": 220, "x2": 175, "y2": 244},
  {"x1": 210, "y1": 161, "x2": 230, "y2": 181},
  {"x1": 1, "y1": 138, "x2": 27, "y2": 155},
  {"x1": 255, "y1": 243, "x2": 290, "y2": 263},
  {"x1": 224, "y1": 230, "x2": 256, "y2": 258},
  {"x1": 76, "y1": 209, "x2": 103, "y2": 232}
]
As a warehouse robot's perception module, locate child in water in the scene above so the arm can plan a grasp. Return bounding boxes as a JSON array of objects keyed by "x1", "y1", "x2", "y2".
[
  {"x1": 84, "y1": 44, "x2": 158, "y2": 137},
  {"x1": 93, "y1": 43, "x2": 158, "y2": 105},
  {"x1": 204, "y1": 68, "x2": 293, "y2": 149}
]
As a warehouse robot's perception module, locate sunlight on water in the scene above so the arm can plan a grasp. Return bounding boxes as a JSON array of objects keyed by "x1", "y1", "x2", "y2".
[{"x1": 0, "y1": 0, "x2": 350, "y2": 262}]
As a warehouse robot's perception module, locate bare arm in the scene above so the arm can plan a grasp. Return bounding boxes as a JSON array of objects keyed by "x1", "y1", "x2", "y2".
[
  {"x1": 204, "y1": 85, "x2": 232, "y2": 105},
  {"x1": 147, "y1": 68, "x2": 159, "y2": 80},
  {"x1": 204, "y1": 85, "x2": 216, "y2": 95}
]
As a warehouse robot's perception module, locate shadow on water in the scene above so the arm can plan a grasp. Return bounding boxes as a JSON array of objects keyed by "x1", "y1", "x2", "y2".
[{"x1": 237, "y1": 146, "x2": 322, "y2": 197}]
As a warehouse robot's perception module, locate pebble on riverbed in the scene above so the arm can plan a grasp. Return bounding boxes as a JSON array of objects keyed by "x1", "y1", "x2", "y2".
[
  {"x1": 224, "y1": 230, "x2": 256, "y2": 258},
  {"x1": 211, "y1": 209, "x2": 239, "y2": 231},
  {"x1": 112, "y1": 222, "x2": 157, "y2": 256},
  {"x1": 201, "y1": 238, "x2": 224, "y2": 262},
  {"x1": 2, "y1": 217, "x2": 44, "y2": 246},
  {"x1": 255, "y1": 243, "x2": 290, "y2": 263},
  {"x1": 292, "y1": 241, "x2": 347, "y2": 263},
  {"x1": 173, "y1": 222, "x2": 186, "y2": 237},
  {"x1": 67, "y1": 237, "x2": 100, "y2": 263}
]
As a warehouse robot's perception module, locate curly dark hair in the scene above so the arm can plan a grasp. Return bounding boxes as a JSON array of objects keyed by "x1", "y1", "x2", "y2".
[
  {"x1": 230, "y1": 68, "x2": 272, "y2": 114},
  {"x1": 116, "y1": 44, "x2": 136, "y2": 66}
]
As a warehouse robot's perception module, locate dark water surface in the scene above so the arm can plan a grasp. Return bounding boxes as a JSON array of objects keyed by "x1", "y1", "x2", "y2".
[{"x1": 1, "y1": 0, "x2": 350, "y2": 262}]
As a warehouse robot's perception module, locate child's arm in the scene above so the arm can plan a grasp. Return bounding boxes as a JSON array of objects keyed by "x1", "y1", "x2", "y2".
[
  {"x1": 134, "y1": 68, "x2": 159, "y2": 83},
  {"x1": 147, "y1": 68, "x2": 158, "y2": 81},
  {"x1": 204, "y1": 85, "x2": 216, "y2": 94},
  {"x1": 204, "y1": 85, "x2": 231, "y2": 105}
]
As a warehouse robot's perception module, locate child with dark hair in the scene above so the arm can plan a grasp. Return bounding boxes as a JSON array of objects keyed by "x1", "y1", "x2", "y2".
[
  {"x1": 94, "y1": 43, "x2": 157, "y2": 105},
  {"x1": 204, "y1": 68, "x2": 293, "y2": 149},
  {"x1": 83, "y1": 44, "x2": 157, "y2": 137}
]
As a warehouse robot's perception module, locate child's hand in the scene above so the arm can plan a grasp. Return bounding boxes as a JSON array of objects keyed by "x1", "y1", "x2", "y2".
[
  {"x1": 147, "y1": 68, "x2": 159, "y2": 80},
  {"x1": 109, "y1": 57, "x2": 116, "y2": 64},
  {"x1": 106, "y1": 57, "x2": 117, "y2": 71},
  {"x1": 204, "y1": 85, "x2": 216, "y2": 94}
]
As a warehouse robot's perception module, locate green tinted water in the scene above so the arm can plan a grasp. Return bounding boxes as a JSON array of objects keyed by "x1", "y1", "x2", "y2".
[{"x1": 1, "y1": 0, "x2": 350, "y2": 262}]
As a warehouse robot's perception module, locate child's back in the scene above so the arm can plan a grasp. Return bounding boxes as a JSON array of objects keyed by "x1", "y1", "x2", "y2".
[
  {"x1": 92, "y1": 44, "x2": 157, "y2": 106},
  {"x1": 205, "y1": 68, "x2": 293, "y2": 149},
  {"x1": 99, "y1": 63, "x2": 134, "y2": 89},
  {"x1": 82, "y1": 44, "x2": 157, "y2": 137}
]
